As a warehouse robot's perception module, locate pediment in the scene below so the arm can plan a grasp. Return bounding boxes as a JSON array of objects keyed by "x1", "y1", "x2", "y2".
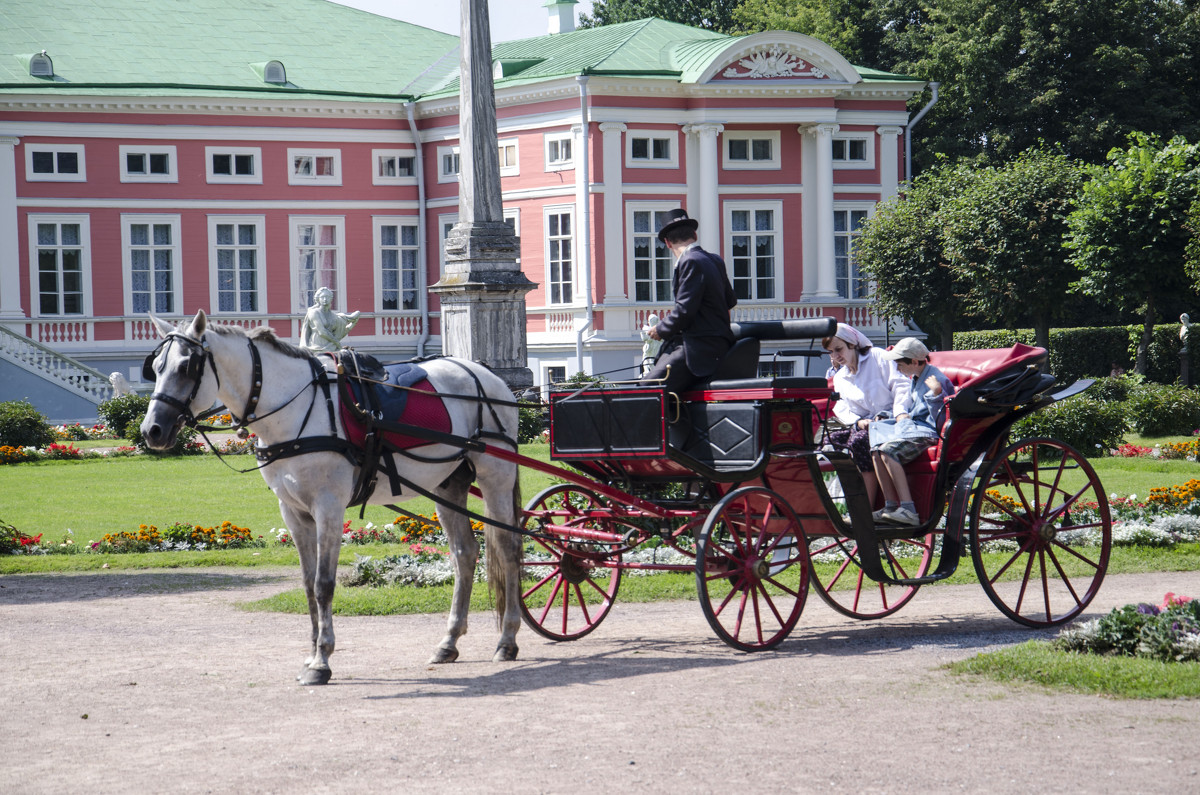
[{"x1": 695, "y1": 32, "x2": 860, "y2": 85}]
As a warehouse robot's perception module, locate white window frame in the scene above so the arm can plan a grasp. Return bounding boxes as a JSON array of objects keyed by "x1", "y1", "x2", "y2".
[
  {"x1": 437, "y1": 145, "x2": 461, "y2": 184},
  {"x1": 543, "y1": 205, "x2": 575, "y2": 306},
  {"x1": 498, "y1": 138, "x2": 519, "y2": 177},
  {"x1": 287, "y1": 148, "x2": 341, "y2": 186},
  {"x1": 722, "y1": 131, "x2": 781, "y2": 170},
  {"x1": 372, "y1": 149, "x2": 418, "y2": 185},
  {"x1": 121, "y1": 214, "x2": 183, "y2": 316},
  {"x1": 834, "y1": 202, "x2": 874, "y2": 300},
  {"x1": 205, "y1": 146, "x2": 262, "y2": 184},
  {"x1": 626, "y1": 202, "x2": 678, "y2": 304},
  {"x1": 207, "y1": 215, "x2": 267, "y2": 315},
  {"x1": 27, "y1": 214, "x2": 92, "y2": 318},
  {"x1": 831, "y1": 134, "x2": 874, "y2": 170},
  {"x1": 25, "y1": 144, "x2": 86, "y2": 182},
  {"x1": 724, "y1": 200, "x2": 784, "y2": 303},
  {"x1": 119, "y1": 145, "x2": 178, "y2": 183},
  {"x1": 626, "y1": 130, "x2": 678, "y2": 169},
  {"x1": 289, "y1": 216, "x2": 347, "y2": 313},
  {"x1": 543, "y1": 363, "x2": 569, "y2": 396},
  {"x1": 373, "y1": 216, "x2": 422, "y2": 313},
  {"x1": 544, "y1": 131, "x2": 574, "y2": 172}
]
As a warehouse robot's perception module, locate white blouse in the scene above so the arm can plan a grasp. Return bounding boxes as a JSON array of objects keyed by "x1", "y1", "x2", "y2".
[{"x1": 831, "y1": 348, "x2": 911, "y2": 425}]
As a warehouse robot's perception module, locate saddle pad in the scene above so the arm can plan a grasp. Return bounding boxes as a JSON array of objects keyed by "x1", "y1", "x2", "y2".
[{"x1": 340, "y1": 373, "x2": 452, "y2": 451}]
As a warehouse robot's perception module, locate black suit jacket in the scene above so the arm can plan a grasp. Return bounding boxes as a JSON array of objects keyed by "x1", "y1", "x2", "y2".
[{"x1": 655, "y1": 245, "x2": 737, "y2": 378}]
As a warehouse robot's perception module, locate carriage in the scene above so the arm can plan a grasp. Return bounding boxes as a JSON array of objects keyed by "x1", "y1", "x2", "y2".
[
  {"x1": 141, "y1": 311, "x2": 1111, "y2": 682},
  {"x1": 498, "y1": 317, "x2": 1112, "y2": 651}
]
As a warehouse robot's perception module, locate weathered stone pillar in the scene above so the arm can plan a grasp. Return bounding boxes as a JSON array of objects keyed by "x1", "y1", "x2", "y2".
[{"x1": 430, "y1": 0, "x2": 535, "y2": 391}]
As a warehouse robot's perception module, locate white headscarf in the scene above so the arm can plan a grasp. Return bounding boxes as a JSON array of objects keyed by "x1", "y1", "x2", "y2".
[{"x1": 834, "y1": 323, "x2": 873, "y2": 350}]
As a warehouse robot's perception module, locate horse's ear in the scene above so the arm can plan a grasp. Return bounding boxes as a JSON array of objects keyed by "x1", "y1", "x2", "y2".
[
  {"x1": 190, "y1": 309, "x2": 208, "y2": 337},
  {"x1": 149, "y1": 312, "x2": 175, "y2": 338}
]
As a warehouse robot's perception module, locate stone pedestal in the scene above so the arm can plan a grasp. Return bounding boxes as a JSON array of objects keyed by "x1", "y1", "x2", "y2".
[{"x1": 431, "y1": 221, "x2": 535, "y2": 391}]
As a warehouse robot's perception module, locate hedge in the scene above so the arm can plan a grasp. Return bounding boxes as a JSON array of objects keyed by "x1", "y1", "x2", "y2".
[{"x1": 953, "y1": 324, "x2": 1185, "y2": 385}]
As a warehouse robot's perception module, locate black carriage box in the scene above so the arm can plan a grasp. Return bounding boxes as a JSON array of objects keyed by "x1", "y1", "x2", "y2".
[
  {"x1": 548, "y1": 387, "x2": 668, "y2": 458},
  {"x1": 548, "y1": 377, "x2": 827, "y2": 469}
]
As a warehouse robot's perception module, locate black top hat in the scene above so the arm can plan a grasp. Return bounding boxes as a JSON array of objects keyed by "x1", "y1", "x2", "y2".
[{"x1": 656, "y1": 208, "x2": 699, "y2": 243}]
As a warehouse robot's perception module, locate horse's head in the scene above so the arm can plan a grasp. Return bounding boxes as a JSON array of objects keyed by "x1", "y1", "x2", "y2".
[{"x1": 140, "y1": 309, "x2": 220, "y2": 450}]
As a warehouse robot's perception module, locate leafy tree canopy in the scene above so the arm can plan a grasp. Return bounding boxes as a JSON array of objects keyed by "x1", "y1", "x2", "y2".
[
  {"x1": 578, "y1": 0, "x2": 743, "y2": 32},
  {"x1": 1065, "y1": 133, "x2": 1200, "y2": 372}
]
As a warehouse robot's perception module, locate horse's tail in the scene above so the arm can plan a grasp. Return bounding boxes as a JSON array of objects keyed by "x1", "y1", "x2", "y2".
[{"x1": 485, "y1": 473, "x2": 523, "y2": 621}]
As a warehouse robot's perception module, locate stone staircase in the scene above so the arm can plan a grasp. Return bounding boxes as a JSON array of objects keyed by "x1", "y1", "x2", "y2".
[{"x1": 0, "y1": 323, "x2": 116, "y2": 406}]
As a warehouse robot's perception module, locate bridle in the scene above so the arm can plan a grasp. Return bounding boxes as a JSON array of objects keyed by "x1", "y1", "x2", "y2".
[{"x1": 143, "y1": 331, "x2": 223, "y2": 424}]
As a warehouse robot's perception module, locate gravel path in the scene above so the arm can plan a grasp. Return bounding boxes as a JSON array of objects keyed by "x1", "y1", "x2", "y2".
[{"x1": 2, "y1": 567, "x2": 1198, "y2": 793}]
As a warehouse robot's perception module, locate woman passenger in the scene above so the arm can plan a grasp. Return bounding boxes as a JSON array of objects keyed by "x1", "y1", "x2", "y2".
[{"x1": 822, "y1": 323, "x2": 910, "y2": 504}]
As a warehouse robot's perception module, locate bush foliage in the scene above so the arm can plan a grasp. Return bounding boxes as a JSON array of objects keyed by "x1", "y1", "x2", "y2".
[
  {"x1": 98, "y1": 394, "x2": 151, "y2": 437},
  {"x1": 1011, "y1": 398, "x2": 1127, "y2": 454},
  {"x1": 953, "y1": 324, "x2": 1183, "y2": 384},
  {"x1": 0, "y1": 401, "x2": 56, "y2": 449},
  {"x1": 1123, "y1": 383, "x2": 1200, "y2": 436}
]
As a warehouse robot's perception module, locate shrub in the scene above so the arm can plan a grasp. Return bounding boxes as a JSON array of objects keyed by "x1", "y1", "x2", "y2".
[
  {"x1": 0, "y1": 401, "x2": 56, "y2": 449},
  {"x1": 1010, "y1": 397, "x2": 1127, "y2": 455},
  {"x1": 98, "y1": 393, "x2": 151, "y2": 437},
  {"x1": 1085, "y1": 374, "x2": 1139, "y2": 403},
  {"x1": 124, "y1": 410, "x2": 200, "y2": 455},
  {"x1": 517, "y1": 399, "x2": 545, "y2": 444},
  {"x1": 1123, "y1": 382, "x2": 1200, "y2": 436}
]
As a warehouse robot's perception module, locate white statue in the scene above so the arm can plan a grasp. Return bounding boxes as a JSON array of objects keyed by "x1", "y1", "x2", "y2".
[
  {"x1": 109, "y1": 371, "x2": 132, "y2": 395},
  {"x1": 640, "y1": 312, "x2": 662, "y2": 375},
  {"x1": 301, "y1": 287, "x2": 360, "y2": 352}
]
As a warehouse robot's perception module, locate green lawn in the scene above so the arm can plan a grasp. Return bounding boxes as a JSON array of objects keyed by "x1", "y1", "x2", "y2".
[{"x1": 0, "y1": 444, "x2": 560, "y2": 543}]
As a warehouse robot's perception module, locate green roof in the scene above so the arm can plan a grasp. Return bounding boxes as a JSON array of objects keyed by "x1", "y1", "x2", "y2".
[
  {"x1": 0, "y1": 3, "x2": 916, "y2": 103},
  {"x1": 0, "y1": 0, "x2": 458, "y2": 99}
]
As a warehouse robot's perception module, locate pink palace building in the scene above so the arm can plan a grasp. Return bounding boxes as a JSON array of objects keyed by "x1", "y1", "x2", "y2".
[{"x1": 0, "y1": 0, "x2": 929, "y2": 419}]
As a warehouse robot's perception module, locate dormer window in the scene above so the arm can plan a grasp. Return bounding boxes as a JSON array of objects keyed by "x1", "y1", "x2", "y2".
[
  {"x1": 264, "y1": 60, "x2": 286, "y2": 84},
  {"x1": 30, "y1": 51, "x2": 53, "y2": 78}
]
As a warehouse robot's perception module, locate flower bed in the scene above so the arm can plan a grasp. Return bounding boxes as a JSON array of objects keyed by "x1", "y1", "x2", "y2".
[{"x1": 1056, "y1": 593, "x2": 1200, "y2": 662}]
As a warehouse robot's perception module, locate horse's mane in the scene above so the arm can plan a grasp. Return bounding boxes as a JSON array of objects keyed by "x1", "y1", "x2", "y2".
[{"x1": 207, "y1": 322, "x2": 314, "y2": 361}]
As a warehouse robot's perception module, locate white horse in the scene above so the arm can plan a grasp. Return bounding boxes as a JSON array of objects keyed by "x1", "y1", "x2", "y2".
[{"x1": 140, "y1": 310, "x2": 523, "y2": 685}]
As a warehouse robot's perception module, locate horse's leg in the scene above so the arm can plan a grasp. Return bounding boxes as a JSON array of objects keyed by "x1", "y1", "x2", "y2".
[
  {"x1": 280, "y1": 496, "x2": 342, "y2": 686},
  {"x1": 429, "y1": 467, "x2": 478, "y2": 664},
  {"x1": 278, "y1": 502, "x2": 325, "y2": 680},
  {"x1": 478, "y1": 456, "x2": 522, "y2": 662}
]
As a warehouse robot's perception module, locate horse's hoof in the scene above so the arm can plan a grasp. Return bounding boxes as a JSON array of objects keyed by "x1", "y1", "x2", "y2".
[
  {"x1": 493, "y1": 644, "x2": 519, "y2": 662},
  {"x1": 298, "y1": 667, "x2": 332, "y2": 686},
  {"x1": 428, "y1": 647, "x2": 459, "y2": 664}
]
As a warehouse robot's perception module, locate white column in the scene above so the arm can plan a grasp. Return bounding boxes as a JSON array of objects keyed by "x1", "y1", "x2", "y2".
[
  {"x1": 687, "y1": 123, "x2": 723, "y2": 250},
  {"x1": 0, "y1": 136, "x2": 22, "y2": 320},
  {"x1": 683, "y1": 126, "x2": 699, "y2": 222},
  {"x1": 599, "y1": 122, "x2": 627, "y2": 303},
  {"x1": 812, "y1": 123, "x2": 840, "y2": 299},
  {"x1": 877, "y1": 125, "x2": 903, "y2": 203},
  {"x1": 798, "y1": 126, "x2": 818, "y2": 299}
]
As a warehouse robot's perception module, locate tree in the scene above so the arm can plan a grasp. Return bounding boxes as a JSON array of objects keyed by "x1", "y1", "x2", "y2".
[
  {"x1": 578, "y1": 0, "x2": 743, "y2": 32},
  {"x1": 853, "y1": 161, "x2": 972, "y2": 350},
  {"x1": 730, "y1": 0, "x2": 929, "y2": 69},
  {"x1": 899, "y1": 0, "x2": 1200, "y2": 170},
  {"x1": 942, "y1": 147, "x2": 1087, "y2": 352},
  {"x1": 1065, "y1": 133, "x2": 1200, "y2": 375}
]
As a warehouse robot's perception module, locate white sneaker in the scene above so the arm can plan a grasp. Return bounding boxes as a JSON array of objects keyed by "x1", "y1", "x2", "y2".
[
  {"x1": 881, "y1": 507, "x2": 920, "y2": 526},
  {"x1": 871, "y1": 508, "x2": 893, "y2": 523}
]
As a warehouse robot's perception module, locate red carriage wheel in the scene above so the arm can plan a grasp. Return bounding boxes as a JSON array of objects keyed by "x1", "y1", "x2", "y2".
[
  {"x1": 695, "y1": 486, "x2": 808, "y2": 651},
  {"x1": 518, "y1": 484, "x2": 622, "y2": 640},
  {"x1": 807, "y1": 529, "x2": 935, "y2": 619},
  {"x1": 969, "y1": 437, "x2": 1111, "y2": 627}
]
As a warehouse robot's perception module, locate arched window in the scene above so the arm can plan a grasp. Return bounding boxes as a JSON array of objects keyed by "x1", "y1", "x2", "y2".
[
  {"x1": 30, "y1": 51, "x2": 53, "y2": 78},
  {"x1": 264, "y1": 60, "x2": 286, "y2": 84}
]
